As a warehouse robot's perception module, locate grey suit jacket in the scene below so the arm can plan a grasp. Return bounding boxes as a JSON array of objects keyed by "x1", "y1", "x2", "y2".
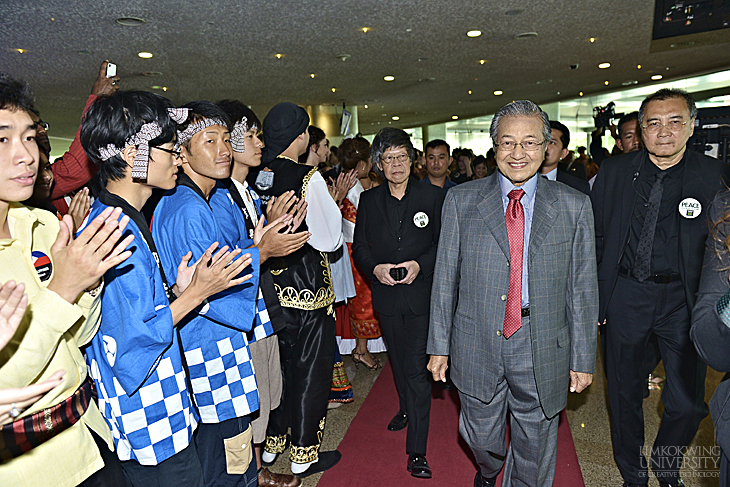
[{"x1": 427, "y1": 171, "x2": 598, "y2": 418}]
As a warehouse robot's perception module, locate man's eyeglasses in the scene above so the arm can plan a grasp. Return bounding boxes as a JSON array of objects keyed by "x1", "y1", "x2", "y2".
[
  {"x1": 642, "y1": 119, "x2": 690, "y2": 134},
  {"x1": 495, "y1": 140, "x2": 545, "y2": 152},
  {"x1": 35, "y1": 120, "x2": 49, "y2": 131},
  {"x1": 381, "y1": 153, "x2": 410, "y2": 165},
  {"x1": 153, "y1": 146, "x2": 182, "y2": 158}
]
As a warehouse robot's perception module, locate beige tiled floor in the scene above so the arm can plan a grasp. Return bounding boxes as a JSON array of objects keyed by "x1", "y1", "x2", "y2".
[{"x1": 567, "y1": 337, "x2": 722, "y2": 487}]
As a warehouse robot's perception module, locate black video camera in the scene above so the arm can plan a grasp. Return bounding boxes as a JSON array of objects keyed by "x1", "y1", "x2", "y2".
[{"x1": 593, "y1": 102, "x2": 624, "y2": 128}]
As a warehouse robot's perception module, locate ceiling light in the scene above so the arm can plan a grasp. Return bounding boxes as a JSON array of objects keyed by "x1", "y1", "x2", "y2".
[
  {"x1": 151, "y1": 85, "x2": 161, "y2": 90},
  {"x1": 392, "y1": 116, "x2": 400, "y2": 121},
  {"x1": 579, "y1": 91, "x2": 584, "y2": 96},
  {"x1": 467, "y1": 30, "x2": 482, "y2": 38},
  {"x1": 505, "y1": 9, "x2": 523, "y2": 15},
  {"x1": 275, "y1": 53, "x2": 283, "y2": 59},
  {"x1": 598, "y1": 62, "x2": 610, "y2": 69},
  {"x1": 383, "y1": 76, "x2": 395, "y2": 81},
  {"x1": 162, "y1": 87, "x2": 168, "y2": 92},
  {"x1": 468, "y1": 90, "x2": 472, "y2": 95},
  {"x1": 362, "y1": 27, "x2": 369, "y2": 33},
  {"x1": 479, "y1": 59, "x2": 487, "y2": 65},
  {"x1": 493, "y1": 90, "x2": 503, "y2": 96},
  {"x1": 589, "y1": 37, "x2": 596, "y2": 43},
  {"x1": 364, "y1": 105, "x2": 368, "y2": 109},
  {"x1": 337, "y1": 54, "x2": 351, "y2": 61},
  {"x1": 331, "y1": 88, "x2": 337, "y2": 92},
  {"x1": 604, "y1": 80, "x2": 609, "y2": 85},
  {"x1": 452, "y1": 115, "x2": 459, "y2": 120},
  {"x1": 651, "y1": 74, "x2": 663, "y2": 80},
  {"x1": 142, "y1": 71, "x2": 163, "y2": 77},
  {"x1": 138, "y1": 52, "x2": 153, "y2": 59},
  {"x1": 514, "y1": 32, "x2": 538, "y2": 39},
  {"x1": 116, "y1": 17, "x2": 146, "y2": 26},
  {"x1": 637, "y1": 64, "x2": 642, "y2": 69},
  {"x1": 14, "y1": 48, "x2": 25, "y2": 54},
  {"x1": 310, "y1": 73, "x2": 316, "y2": 78}
]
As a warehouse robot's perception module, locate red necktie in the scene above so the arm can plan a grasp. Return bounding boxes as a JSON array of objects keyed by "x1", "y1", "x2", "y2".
[{"x1": 503, "y1": 189, "x2": 525, "y2": 339}]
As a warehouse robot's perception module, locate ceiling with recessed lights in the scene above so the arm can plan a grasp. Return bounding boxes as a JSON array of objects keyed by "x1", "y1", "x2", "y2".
[{"x1": 2, "y1": 0, "x2": 730, "y2": 139}]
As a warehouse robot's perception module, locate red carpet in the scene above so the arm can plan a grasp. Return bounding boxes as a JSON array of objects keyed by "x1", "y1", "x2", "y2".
[{"x1": 318, "y1": 362, "x2": 584, "y2": 486}]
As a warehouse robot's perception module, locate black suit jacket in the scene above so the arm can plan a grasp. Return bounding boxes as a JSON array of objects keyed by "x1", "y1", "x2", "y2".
[
  {"x1": 559, "y1": 160, "x2": 587, "y2": 181},
  {"x1": 556, "y1": 169, "x2": 590, "y2": 195},
  {"x1": 352, "y1": 179, "x2": 444, "y2": 316},
  {"x1": 690, "y1": 190, "x2": 730, "y2": 459},
  {"x1": 591, "y1": 148, "x2": 730, "y2": 322}
]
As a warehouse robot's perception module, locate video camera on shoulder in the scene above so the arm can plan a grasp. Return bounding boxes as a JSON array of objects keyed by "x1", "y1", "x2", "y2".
[{"x1": 593, "y1": 102, "x2": 624, "y2": 128}]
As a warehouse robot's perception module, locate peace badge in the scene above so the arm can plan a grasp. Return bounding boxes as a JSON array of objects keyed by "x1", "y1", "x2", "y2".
[
  {"x1": 678, "y1": 198, "x2": 701, "y2": 219},
  {"x1": 413, "y1": 211, "x2": 429, "y2": 228}
]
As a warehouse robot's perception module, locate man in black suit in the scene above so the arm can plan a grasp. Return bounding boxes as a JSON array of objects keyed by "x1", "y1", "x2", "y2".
[
  {"x1": 591, "y1": 88, "x2": 730, "y2": 487},
  {"x1": 352, "y1": 127, "x2": 444, "y2": 479},
  {"x1": 540, "y1": 120, "x2": 590, "y2": 195}
]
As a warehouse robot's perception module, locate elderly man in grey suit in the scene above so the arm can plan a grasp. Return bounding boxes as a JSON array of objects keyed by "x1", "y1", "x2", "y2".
[{"x1": 427, "y1": 100, "x2": 598, "y2": 487}]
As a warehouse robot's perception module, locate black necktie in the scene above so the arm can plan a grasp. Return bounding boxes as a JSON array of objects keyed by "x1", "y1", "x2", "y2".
[{"x1": 633, "y1": 171, "x2": 668, "y2": 282}]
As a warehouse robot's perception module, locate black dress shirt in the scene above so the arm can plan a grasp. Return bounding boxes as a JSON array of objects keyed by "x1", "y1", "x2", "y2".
[{"x1": 621, "y1": 155, "x2": 686, "y2": 276}]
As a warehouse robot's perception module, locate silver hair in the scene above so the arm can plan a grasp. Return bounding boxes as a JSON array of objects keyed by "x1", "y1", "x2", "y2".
[{"x1": 489, "y1": 100, "x2": 552, "y2": 146}]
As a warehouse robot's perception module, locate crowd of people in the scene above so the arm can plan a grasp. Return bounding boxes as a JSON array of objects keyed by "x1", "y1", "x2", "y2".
[{"x1": 1, "y1": 59, "x2": 730, "y2": 487}]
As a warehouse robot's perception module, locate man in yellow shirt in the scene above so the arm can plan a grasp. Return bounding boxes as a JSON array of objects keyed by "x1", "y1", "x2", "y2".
[{"x1": 0, "y1": 74, "x2": 133, "y2": 486}]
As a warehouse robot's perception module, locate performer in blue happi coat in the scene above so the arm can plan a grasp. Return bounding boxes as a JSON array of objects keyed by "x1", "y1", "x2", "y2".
[
  {"x1": 152, "y1": 101, "x2": 268, "y2": 487},
  {"x1": 80, "y1": 91, "x2": 252, "y2": 487}
]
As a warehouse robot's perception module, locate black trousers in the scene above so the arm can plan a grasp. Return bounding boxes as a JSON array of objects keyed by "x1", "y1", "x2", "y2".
[
  {"x1": 120, "y1": 437, "x2": 204, "y2": 487},
  {"x1": 605, "y1": 275, "x2": 708, "y2": 484},
  {"x1": 379, "y1": 303, "x2": 431, "y2": 456},
  {"x1": 195, "y1": 416, "x2": 257, "y2": 487},
  {"x1": 265, "y1": 305, "x2": 335, "y2": 463}
]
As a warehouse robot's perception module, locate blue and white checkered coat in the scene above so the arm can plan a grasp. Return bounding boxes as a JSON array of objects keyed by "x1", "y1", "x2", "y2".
[
  {"x1": 84, "y1": 201, "x2": 197, "y2": 465},
  {"x1": 152, "y1": 183, "x2": 262, "y2": 424}
]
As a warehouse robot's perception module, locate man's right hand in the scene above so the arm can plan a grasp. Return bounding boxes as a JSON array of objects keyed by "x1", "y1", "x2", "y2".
[
  {"x1": 427, "y1": 355, "x2": 449, "y2": 382},
  {"x1": 188, "y1": 245, "x2": 253, "y2": 302},
  {"x1": 91, "y1": 60, "x2": 119, "y2": 97},
  {"x1": 373, "y1": 263, "x2": 398, "y2": 286},
  {"x1": 47, "y1": 207, "x2": 134, "y2": 304}
]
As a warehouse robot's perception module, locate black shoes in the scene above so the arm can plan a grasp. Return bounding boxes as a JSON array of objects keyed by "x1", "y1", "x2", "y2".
[
  {"x1": 407, "y1": 454, "x2": 432, "y2": 479},
  {"x1": 474, "y1": 471, "x2": 497, "y2": 487},
  {"x1": 387, "y1": 410, "x2": 408, "y2": 431}
]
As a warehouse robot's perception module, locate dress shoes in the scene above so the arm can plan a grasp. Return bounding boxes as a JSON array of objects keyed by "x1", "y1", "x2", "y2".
[
  {"x1": 407, "y1": 454, "x2": 432, "y2": 479},
  {"x1": 387, "y1": 410, "x2": 408, "y2": 431},
  {"x1": 257, "y1": 468, "x2": 301, "y2": 487},
  {"x1": 474, "y1": 470, "x2": 497, "y2": 487},
  {"x1": 295, "y1": 450, "x2": 342, "y2": 478},
  {"x1": 658, "y1": 479, "x2": 684, "y2": 487}
]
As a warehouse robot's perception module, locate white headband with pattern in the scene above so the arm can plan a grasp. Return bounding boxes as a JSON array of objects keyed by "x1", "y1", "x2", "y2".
[
  {"x1": 176, "y1": 117, "x2": 226, "y2": 150},
  {"x1": 230, "y1": 117, "x2": 249, "y2": 153},
  {"x1": 98, "y1": 108, "x2": 190, "y2": 180}
]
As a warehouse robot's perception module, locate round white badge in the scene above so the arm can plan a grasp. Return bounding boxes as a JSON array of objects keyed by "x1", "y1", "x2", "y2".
[
  {"x1": 413, "y1": 211, "x2": 429, "y2": 228},
  {"x1": 678, "y1": 198, "x2": 702, "y2": 219}
]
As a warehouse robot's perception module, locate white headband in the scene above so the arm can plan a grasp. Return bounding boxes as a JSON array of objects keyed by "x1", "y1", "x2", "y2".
[
  {"x1": 176, "y1": 117, "x2": 226, "y2": 150},
  {"x1": 98, "y1": 108, "x2": 190, "y2": 180}
]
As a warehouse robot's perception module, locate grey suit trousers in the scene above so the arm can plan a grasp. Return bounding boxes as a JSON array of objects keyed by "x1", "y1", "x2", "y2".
[{"x1": 458, "y1": 317, "x2": 559, "y2": 487}]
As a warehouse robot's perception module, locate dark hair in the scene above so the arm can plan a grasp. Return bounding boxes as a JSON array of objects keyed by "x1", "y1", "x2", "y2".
[
  {"x1": 490, "y1": 100, "x2": 551, "y2": 146},
  {"x1": 617, "y1": 111, "x2": 639, "y2": 138},
  {"x1": 425, "y1": 139, "x2": 450, "y2": 155},
  {"x1": 80, "y1": 90, "x2": 176, "y2": 187},
  {"x1": 549, "y1": 120, "x2": 570, "y2": 149},
  {"x1": 472, "y1": 155, "x2": 487, "y2": 168},
  {"x1": 371, "y1": 128, "x2": 415, "y2": 177},
  {"x1": 339, "y1": 137, "x2": 371, "y2": 171},
  {"x1": 216, "y1": 99, "x2": 260, "y2": 133},
  {"x1": 299, "y1": 125, "x2": 326, "y2": 163},
  {"x1": 639, "y1": 88, "x2": 697, "y2": 125},
  {"x1": 179, "y1": 101, "x2": 231, "y2": 149},
  {"x1": 457, "y1": 148, "x2": 475, "y2": 162},
  {"x1": 0, "y1": 74, "x2": 35, "y2": 113}
]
